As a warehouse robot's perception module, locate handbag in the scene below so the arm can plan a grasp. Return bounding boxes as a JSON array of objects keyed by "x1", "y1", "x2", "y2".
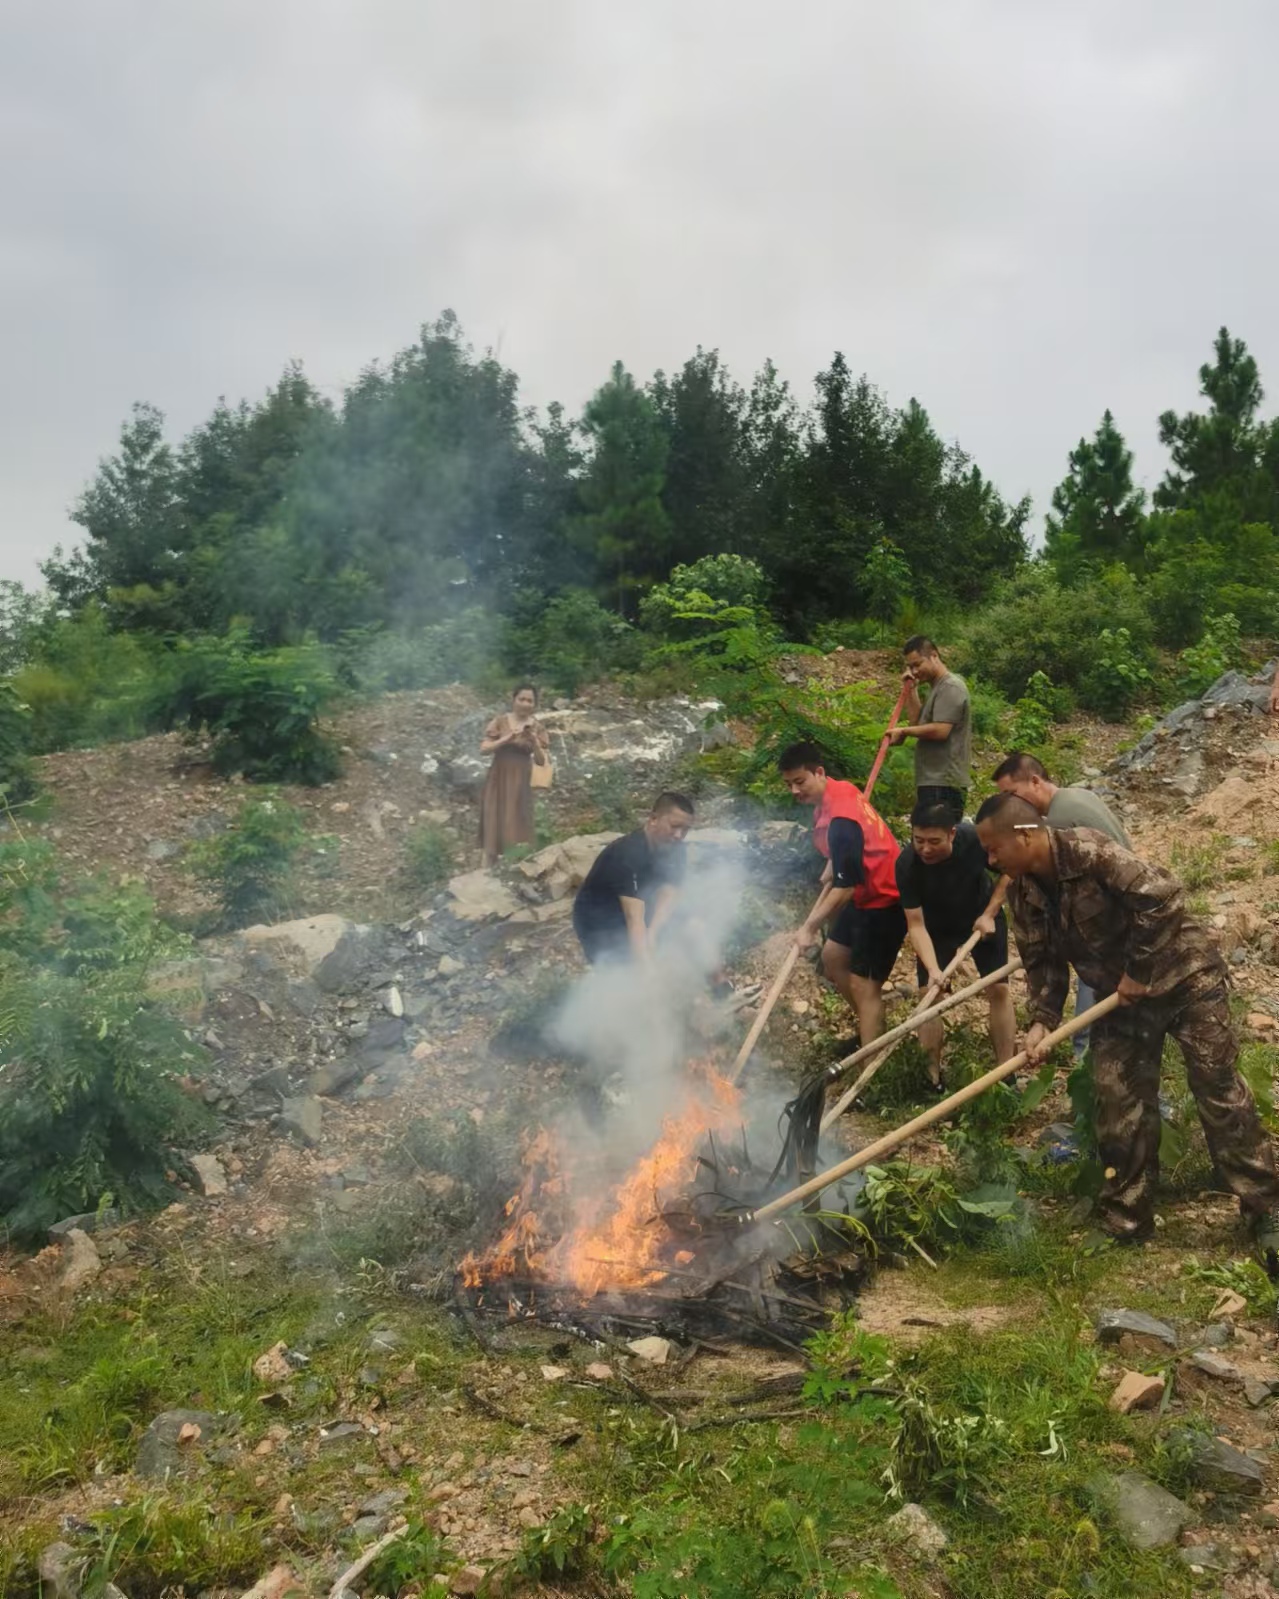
[{"x1": 530, "y1": 755, "x2": 554, "y2": 790}]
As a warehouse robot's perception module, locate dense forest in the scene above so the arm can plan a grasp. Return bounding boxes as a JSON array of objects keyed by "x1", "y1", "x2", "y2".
[{"x1": 2, "y1": 316, "x2": 1278, "y2": 791}]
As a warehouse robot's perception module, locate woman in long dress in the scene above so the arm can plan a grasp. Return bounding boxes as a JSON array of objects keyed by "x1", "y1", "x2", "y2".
[{"x1": 478, "y1": 684, "x2": 550, "y2": 867}]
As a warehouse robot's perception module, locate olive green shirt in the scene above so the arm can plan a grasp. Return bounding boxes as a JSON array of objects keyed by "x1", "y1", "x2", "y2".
[
  {"x1": 1045, "y1": 786, "x2": 1131, "y2": 850},
  {"x1": 915, "y1": 671, "x2": 971, "y2": 791}
]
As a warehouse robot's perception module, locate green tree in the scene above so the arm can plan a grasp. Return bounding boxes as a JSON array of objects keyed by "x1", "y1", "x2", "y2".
[
  {"x1": 862, "y1": 537, "x2": 911, "y2": 633},
  {"x1": 650, "y1": 348, "x2": 750, "y2": 566},
  {"x1": 572, "y1": 361, "x2": 671, "y2": 614},
  {"x1": 1044, "y1": 409, "x2": 1146, "y2": 577},
  {"x1": 46, "y1": 403, "x2": 183, "y2": 604},
  {"x1": 1156, "y1": 327, "x2": 1274, "y2": 519}
]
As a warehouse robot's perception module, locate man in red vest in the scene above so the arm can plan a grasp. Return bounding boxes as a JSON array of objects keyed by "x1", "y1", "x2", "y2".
[{"x1": 778, "y1": 742, "x2": 906, "y2": 1044}]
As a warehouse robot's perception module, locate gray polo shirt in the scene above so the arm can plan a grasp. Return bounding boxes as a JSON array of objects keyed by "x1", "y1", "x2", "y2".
[
  {"x1": 915, "y1": 671, "x2": 971, "y2": 790},
  {"x1": 1045, "y1": 786, "x2": 1131, "y2": 849}
]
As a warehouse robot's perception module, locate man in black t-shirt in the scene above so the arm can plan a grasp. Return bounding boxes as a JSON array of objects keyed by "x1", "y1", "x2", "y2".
[
  {"x1": 895, "y1": 799, "x2": 1015, "y2": 1087},
  {"x1": 573, "y1": 792, "x2": 695, "y2": 967}
]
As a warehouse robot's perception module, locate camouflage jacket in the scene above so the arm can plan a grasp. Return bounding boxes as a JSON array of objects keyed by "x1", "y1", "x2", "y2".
[{"x1": 1007, "y1": 827, "x2": 1225, "y2": 1029}]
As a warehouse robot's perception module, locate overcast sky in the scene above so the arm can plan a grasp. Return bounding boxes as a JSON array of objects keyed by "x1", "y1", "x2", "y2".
[{"x1": 3, "y1": 0, "x2": 1278, "y2": 585}]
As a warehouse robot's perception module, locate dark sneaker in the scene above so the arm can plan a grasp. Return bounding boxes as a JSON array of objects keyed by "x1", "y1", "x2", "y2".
[{"x1": 1252, "y1": 1206, "x2": 1279, "y2": 1278}]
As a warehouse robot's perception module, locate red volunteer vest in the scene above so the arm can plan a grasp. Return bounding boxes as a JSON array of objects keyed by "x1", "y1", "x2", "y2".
[{"x1": 812, "y1": 778, "x2": 900, "y2": 910}]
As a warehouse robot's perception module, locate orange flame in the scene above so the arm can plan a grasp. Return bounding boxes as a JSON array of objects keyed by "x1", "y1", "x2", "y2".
[{"x1": 462, "y1": 1062, "x2": 741, "y2": 1296}]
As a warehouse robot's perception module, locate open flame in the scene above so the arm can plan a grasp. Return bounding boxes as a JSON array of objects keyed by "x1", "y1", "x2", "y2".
[{"x1": 461, "y1": 1061, "x2": 742, "y2": 1297}]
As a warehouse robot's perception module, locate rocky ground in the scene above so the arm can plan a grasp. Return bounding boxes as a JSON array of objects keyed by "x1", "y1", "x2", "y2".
[{"x1": 4, "y1": 658, "x2": 1279, "y2": 1597}]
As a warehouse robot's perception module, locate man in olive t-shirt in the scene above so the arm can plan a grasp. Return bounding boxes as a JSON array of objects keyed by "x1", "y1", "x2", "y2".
[{"x1": 888, "y1": 635, "x2": 971, "y2": 823}]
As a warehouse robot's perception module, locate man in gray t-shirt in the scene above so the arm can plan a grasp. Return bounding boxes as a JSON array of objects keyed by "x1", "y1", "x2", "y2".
[
  {"x1": 991, "y1": 752, "x2": 1130, "y2": 847},
  {"x1": 888, "y1": 635, "x2": 972, "y2": 824},
  {"x1": 992, "y1": 750, "x2": 1131, "y2": 1055}
]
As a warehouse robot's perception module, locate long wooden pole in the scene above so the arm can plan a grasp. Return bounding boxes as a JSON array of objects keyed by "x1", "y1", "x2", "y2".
[
  {"x1": 750, "y1": 994, "x2": 1121, "y2": 1222},
  {"x1": 728, "y1": 682, "x2": 910, "y2": 1086},
  {"x1": 820, "y1": 956, "x2": 1022, "y2": 1129}
]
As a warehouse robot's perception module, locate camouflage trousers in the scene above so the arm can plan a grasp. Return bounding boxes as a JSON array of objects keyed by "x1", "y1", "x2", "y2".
[{"x1": 1091, "y1": 966, "x2": 1279, "y2": 1236}]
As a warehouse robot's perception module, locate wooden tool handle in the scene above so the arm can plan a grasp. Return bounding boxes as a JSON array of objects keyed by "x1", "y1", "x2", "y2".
[{"x1": 755, "y1": 993, "x2": 1121, "y2": 1221}]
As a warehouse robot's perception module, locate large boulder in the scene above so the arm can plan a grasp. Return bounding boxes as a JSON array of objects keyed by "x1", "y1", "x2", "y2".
[
  {"x1": 446, "y1": 869, "x2": 522, "y2": 921},
  {"x1": 518, "y1": 833, "x2": 622, "y2": 900},
  {"x1": 238, "y1": 916, "x2": 378, "y2": 993}
]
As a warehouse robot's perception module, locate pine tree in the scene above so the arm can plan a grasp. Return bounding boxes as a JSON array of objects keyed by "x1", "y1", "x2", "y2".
[
  {"x1": 572, "y1": 362, "x2": 670, "y2": 614},
  {"x1": 1044, "y1": 409, "x2": 1145, "y2": 575},
  {"x1": 1156, "y1": 327, "x2": 1271, "y2": 518}
]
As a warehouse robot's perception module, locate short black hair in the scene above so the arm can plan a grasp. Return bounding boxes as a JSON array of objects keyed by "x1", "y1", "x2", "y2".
[
  {"x1": 512, "y1": 682, "x2": 538, "y2": 702},
  {"x1": 777, "y1": 741, "x2": 825, "y2": 774},
  {"x1": 903, "y1": 635, "x2": 938, "y2": 657},
  {"x1": 974, "y1": 791, "x2": 1041, "y2": 832},
  {"x1": 992, "y1": 751, "x2": 1048, "y2": 783},
  {"x1": 910, "y1": 800, "x2": 957, "y2": 831},
  {"x1": 652, "y1": 790, "x2": 695, "y2": 818}
]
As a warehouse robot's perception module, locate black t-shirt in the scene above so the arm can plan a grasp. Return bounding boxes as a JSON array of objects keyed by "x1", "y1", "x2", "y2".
[
  {"x1": 573, "y1": 829, "x2": 686, "y2": 944},
  {"x1": 894, "y1": 822, "x2": 996, "y2": 941}
]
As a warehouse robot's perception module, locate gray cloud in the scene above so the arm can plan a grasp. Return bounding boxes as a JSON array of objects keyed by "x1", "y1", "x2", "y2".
[{"x1": 3, "y1": 0, "x2": 1279, "y2": 583}]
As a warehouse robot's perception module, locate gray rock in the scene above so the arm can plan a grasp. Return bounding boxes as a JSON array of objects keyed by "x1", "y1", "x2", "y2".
[
  {"x1": 359, "y1": 1488, "x2": 408, "y2": 1517},
  {"x1": 280, "y1": 1095, "x2": 323, "y2": 1146},
  {"x1": 350, "y1": 1515, "x2": 387, "y2": 1539},
  {"x1": 1190, "y1": 1349, "x2": 1242, "y2": 1383},
  {"x1": 286, "y1": 979, "x2": 322, "y2": 1017},
  {"x1": 884, "y1": 1502, "x2": 947, "y2": 1558},
  {"x1": 37, "y1": 1541, "x2": 83, "y2": 1599},
  {"x1": 1095, "y1": 1309, "x2": 1177, "y2": 1350},
  {"x1": 135, "y1": 1409, "x2": 218, "y2": 1480},
  {"x1": 1170, "y1": 1428, "x2": 1267, "y2": 1495},
  {"x1": 1198, "y1": 1321, "x2": 1233, "y2": 1348},
  {"x1": 1088, "y1": 1471, "x2": 1193, "y2": 1550},
  {"x1": 1244, "y1": 1376, "x2": 1275, "y2": 1407},
  {"x1": 246, "y1": 1064, "x2": 292, "y2": 1102},
  {"x1": 1168, "y1": 749, "x2": 1205, "y2": 798},
  {"x1": 1202, "y1": 668, "x2": 1272, "y2": 711},
  {"x1": 48, "y1": 1209, "x2": 120, "y2": 1242},
  {"x1": 1178, "y1": 1543, "x2": 1238, "y2": 1574},
  {"x1": 317, "y1": 1420, "x2": 366, "y2": 1447},
  {"x1": 314, "y1": 926, "x2": 380, "y2": 993},
  {"x1": 144, "y1": 838, "x2": 181, "y2": 862},
  {"x1": 307, "y1": 1059, "x2": 367, "y2": 1098}
]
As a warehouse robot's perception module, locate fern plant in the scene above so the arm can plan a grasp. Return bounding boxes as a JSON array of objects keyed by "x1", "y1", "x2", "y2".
[{"x1": 0, "y1": 840, "x2": 210, "y2": 1239}]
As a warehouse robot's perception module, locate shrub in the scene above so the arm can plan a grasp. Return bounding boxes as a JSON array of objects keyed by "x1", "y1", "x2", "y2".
[
  {"x1": 0, "y1": 840, "x2": 210, "y2": 1239},
  {"x1": 639, "y1": 554, "x2": 770, "y2": 637},
  {"x1": 188, "y1": 793, "x2": 307, "y2": 927},
  {"x1": 1081, "y1": 626, "x2": 1154, "y2": 719},
  {"x1": 1175, "y1": 611, "x2": 1242, "y2": 698},
  {"x1": 503, "y1": 588, "x2": 643, "y2": 695},
  {"x1": 1007, "y1": 670, "x2": 1064, "y2": 750},
  {"x1": 158, "y1": 630, "x2": 341, "y2": 783},
  {"x1": 11, "y1": 605, "x2": 163, "y2": 752},
  {"x1": 954, "y1": 565, "x2": 1156, "y2": 711},
  {"x1": 339, "y1": 608, "x2": 503, "y2": 693},
  {"x1": 405, "y1": 822, "x2": 457, "y2": 889},
  {"x1": 0, "y1": 683, "x2": 36, "y2": 805}
]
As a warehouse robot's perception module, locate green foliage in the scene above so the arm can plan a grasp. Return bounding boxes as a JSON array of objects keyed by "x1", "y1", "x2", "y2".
[
  {"x1": 639, "y1": 553, "x2": 770, "y2": 636},
  {"x1": 741, "y1": 676, "x2": 914, "y2": 817},
  {"x1": 361, "y1": 1519, "x2": 449, "y2": 1594},
  {"x1": 405, "y1": 821, "x2": 457, "y2": 890},
  {"x1": 1008, "y1": 670, "x2": 1066, "y2": 751},
  {"x1": 188, "y1": 792, "x2": 307, "y2": 927},
  {"x1": 1044, "y1": 409, "x2": 1146, "y2": 579},
  {"x1": 584, "y1": 763, "x2": 638, "y2": 832},
  {"x1": 861, "y1": 536, "x2": 912, "y2": 632},
  {"x1": 11, "y1": 604, "x2": 164, "y2": 752},
  {"x1": 504, "y1": 587, "x2": 642, "y2": 694},
  {"x1": 1174, "y1": 611, "x2": 1242, "y2": 697},
  {"x1": 1182, "y1": 1255, "x2": 1277, "y2": 1318},
  {"x1": 0, "y1": 681, "x2": 36, "y2": 804},
  {"x1": 341, "y1": 608, "x2": 503, "y2": 693},
  {"x1": 0, "y1": 840, "x2": 210, "y2": 1239},
  {"x1": 1170, "y1": 832, "x2": 1229, "y2": 890},
  {"x1": 159, "y1": 630, "x2": 341, "y2": 783},
  {"x1": 954, "y1": 565, "x2": 1157, "y2": 710},
  {"x1": 510, "y1": 1502, "x2": 596, "y2": 1582},
  {"x1": 1081, "y1": 626, "x2": 1154, "y2": 719},
  {"x1": 966, "y1": 676, "x2": 1014, "y2": 740},
  {"x1": 79, "y1": 1494, "x2": 268, "y2": 1599}
]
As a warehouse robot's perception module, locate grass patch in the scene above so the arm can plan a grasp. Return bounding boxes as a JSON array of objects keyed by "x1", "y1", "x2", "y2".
[{"x1": 1169, "y1": 833, "x2": 1230, "y2": 891}]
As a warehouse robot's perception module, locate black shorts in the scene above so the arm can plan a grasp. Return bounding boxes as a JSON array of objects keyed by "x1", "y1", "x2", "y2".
[
  {"x1": 916, "y1": 785, "x2": 967, "y2": 824},
  {"x1": 915, "y1": 912, "x2": 1009, "y2": 988},
  {"x1": 827, "y1": 902, "x2": 907, "y2": 984}
]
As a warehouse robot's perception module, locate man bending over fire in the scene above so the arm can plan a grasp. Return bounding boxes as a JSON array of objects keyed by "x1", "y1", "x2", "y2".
[
  {"x1": 896, "y1": 799, "x2": 1015, "y2": 1090},
  {"x1": 573, "y1": 791, "x2": 696, "y2": 968},
  {"x1": 779, "y1": 742, "x2": 905, "y2": 1046}
]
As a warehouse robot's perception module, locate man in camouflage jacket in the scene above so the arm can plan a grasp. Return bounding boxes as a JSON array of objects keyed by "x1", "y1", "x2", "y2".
[{"x1": 975, "y1": 792, "x2": 1279, "y2": 1269}]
